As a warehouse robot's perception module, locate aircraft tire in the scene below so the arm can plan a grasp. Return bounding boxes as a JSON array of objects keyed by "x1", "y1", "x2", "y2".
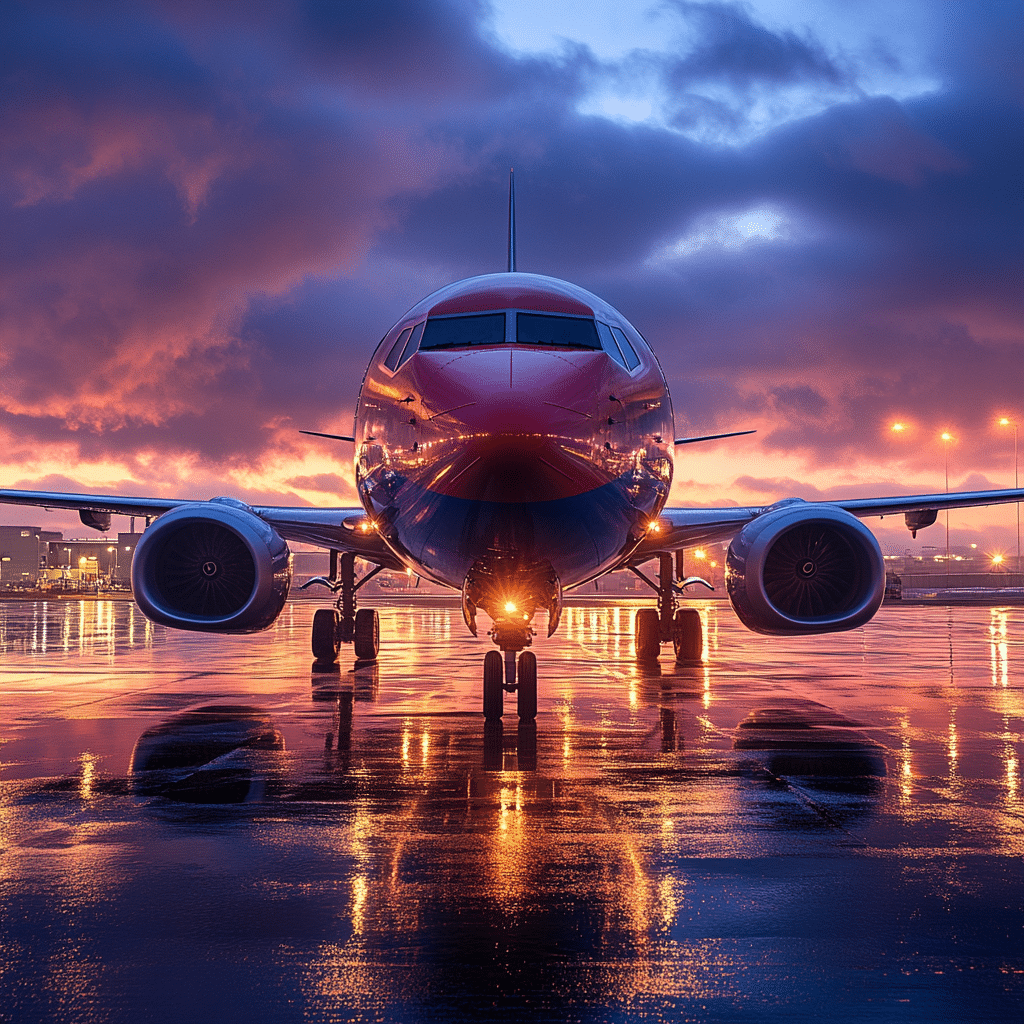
[
  {"x1": 517, "y1": 651, "x2": 537, "y2": 721},
  {"x1": 312, "y1": 608, "x2": 340, "y2": 663},
  {"x1": 635, "y1": 607, "x2": 661, "y2": 662},
  {"x1": 673, "y1": 608, "x2": 703, "y2": 663},
  {"x1": 483, "y1": 650, "x2": 504, "y2": 720},
  {"x1": 353, "y1": 608, "x2": 380, "y2": 660}
]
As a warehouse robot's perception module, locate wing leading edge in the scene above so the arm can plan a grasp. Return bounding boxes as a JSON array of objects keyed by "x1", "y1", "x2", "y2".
[
  {"x1": 4, "y1": 483, "x2": 1023, "y2": 571},
  {"x1": 0, "y1": 487, "x2": 394, "y2": 564},
  {"x1": 639, "y1": 487, "x2": 1024, "y2": 557}
]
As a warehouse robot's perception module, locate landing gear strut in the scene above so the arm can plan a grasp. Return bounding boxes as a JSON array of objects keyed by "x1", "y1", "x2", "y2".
[
  {"x1": 630, "y1": 552, "x2": 709, "y2": 664},
  {"x1": 304, "y1": 550, "x2": 383, "y2": 665},
  {"x1": 482, "y1": 617, "x2": 537, "y2": 722}
]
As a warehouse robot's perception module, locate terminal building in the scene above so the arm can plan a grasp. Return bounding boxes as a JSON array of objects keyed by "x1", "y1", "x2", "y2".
[
  {"x1": 0, "y1": 525, "x2": 147, "y2": 587},
  {"x1": 0, "y1": 526, "x2": 63, "y2": 586},
  {"x1": 43, "y1": 534, "x2": 143, "y2": 584}
]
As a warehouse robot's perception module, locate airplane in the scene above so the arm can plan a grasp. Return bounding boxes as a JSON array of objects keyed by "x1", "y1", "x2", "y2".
[{"x1": 2, "y1": 172, "x2": 1022, "y2": 721}]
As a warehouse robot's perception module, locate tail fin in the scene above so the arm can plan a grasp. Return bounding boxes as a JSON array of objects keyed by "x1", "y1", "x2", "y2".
[{"x1": 507, "y1": 167, "x2": 517, "y2": 273}]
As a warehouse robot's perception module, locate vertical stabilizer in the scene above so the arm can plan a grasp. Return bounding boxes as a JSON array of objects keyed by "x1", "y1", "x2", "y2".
[{"x1": 507, "y1": 168, "x2": 517, "y2": 273}]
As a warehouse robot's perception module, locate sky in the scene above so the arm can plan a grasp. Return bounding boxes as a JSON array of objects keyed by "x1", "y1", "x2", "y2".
[{"x1": 1, "y1": 0, "x2": 1021, "y2": 555}]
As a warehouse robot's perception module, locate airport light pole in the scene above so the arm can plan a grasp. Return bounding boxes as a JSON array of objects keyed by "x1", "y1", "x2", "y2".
[
  {"x1": 941, "y1": 432, "x2": 953, "y2": 584},
  {"x1": 1000, "y1": 418, "x2": 1019, "y2": 574}
]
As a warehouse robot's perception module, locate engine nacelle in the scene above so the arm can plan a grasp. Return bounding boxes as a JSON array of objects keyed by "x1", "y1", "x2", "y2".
[
  {"x1": 132, "y1": 498, "x2": 291, "y2": 633},
  {"x1": 726, "y1": 500, "x2": 884, "y2": 636}
]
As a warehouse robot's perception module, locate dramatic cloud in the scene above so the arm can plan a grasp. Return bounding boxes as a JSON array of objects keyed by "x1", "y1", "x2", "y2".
[{"x1": 1, "y1": 0, "x2": 1021, "y2": 551}]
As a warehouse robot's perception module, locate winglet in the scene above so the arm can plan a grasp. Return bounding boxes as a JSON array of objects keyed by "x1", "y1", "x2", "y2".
[
  {"x1": 300, "y1": 429, "x2": 356, "y2": 443},
  {"x1": 507, "y1": 167, "x2": 517, "y2": 273},
  {"x1": 674, "y1": 429, "x2": 756, "y2": 445}
]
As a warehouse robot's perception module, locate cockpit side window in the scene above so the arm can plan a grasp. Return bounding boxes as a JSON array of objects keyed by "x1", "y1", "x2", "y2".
[
  {"x1": 596, "y1": 321, "x2": 626, "y2": 367},
  {"x1": 609, "y1": 325, "x2": 641, "y2": 371},
  {"x1": 397, "y1": 321, "x2": 424, "y2": 367},
  {"x1": 516, "y1": 313, "x2": 601, "y2": 349},
  {"x1": 420, "y1": 313, "x2": 506, "y2": 349},
  {"x1": 383, "y1": 326, "x2": 413, "y2": 371}
]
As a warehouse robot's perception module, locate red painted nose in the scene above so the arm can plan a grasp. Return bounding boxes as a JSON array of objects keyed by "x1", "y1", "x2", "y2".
[
  {"x1": 412, "y1": 348, "x2": 614, "y2": 502},
  {"x1": 415, "y1": 347, "x2": 607, "y2": 434}
]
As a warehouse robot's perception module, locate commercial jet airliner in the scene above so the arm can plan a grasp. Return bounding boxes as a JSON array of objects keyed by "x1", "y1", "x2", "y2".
[{"x1": 2, "y1": 174, "x2": 1022, "y2": 720}]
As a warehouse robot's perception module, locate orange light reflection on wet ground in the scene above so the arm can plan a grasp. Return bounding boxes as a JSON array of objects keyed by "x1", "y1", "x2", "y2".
[{"x1": 0, "y1": 596, "x2": 1022, "y2": 1021}]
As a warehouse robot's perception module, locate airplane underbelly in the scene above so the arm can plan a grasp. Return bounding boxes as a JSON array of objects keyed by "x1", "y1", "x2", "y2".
[{"x1": 396, "y1": 476, "x2": 635, "y2": 589}]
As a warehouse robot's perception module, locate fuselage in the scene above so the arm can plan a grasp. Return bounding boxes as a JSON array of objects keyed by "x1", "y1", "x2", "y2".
[{"x1": 354, "y1": 273, "x2": 674, "y2": 603}]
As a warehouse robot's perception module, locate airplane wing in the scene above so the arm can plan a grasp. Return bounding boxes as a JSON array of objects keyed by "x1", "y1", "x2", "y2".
[
  {"x1": 0, "y1": 487, "x2": 396, "y2": 564},
  {"x1": 636, "y1": 486, "x2": 1024, "y2": 557}
]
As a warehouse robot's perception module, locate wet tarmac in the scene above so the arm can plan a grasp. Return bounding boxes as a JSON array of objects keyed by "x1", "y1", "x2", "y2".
[{"x1": 1, "y1": 597, "x2": 1022, "y2": 1023}]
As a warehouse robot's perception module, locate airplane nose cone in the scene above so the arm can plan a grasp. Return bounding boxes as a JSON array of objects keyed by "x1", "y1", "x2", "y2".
[{"x1": 412, "y1": 348, "x2": 613, "y2": 502}]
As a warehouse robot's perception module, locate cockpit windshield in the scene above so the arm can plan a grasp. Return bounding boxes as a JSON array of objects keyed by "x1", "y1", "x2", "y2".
[
  {"x1": 420, "y1": 313, "x2": 505, "y2": 349},
  {"x1": 416, "y1": 310, "x2": 604, "y2": 354},
  {"x1": 516, "y1": 313, "x2": 601, "y2": 349}
]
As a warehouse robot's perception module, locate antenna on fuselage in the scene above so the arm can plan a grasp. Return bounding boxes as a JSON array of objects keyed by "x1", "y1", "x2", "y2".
[{"x1": 507, "y1": 167, "x2": 517, "y2": 272}]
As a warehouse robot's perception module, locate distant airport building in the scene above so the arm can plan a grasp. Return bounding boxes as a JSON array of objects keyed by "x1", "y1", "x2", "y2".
[
  {"x1": 0, "y1": 526, "x2": 62, "y2": 586},
  {"x1": 44, "y1": 533, "x2": 143, "y2": 583}
]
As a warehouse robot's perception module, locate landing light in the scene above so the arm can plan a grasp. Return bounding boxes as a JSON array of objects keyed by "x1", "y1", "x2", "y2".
[
  {"x1": 647, "y1": 521, "x2": 661, "y2": 533},
  {"x1": 504, "y1": 601, "x2": 517, "y2": 614}
]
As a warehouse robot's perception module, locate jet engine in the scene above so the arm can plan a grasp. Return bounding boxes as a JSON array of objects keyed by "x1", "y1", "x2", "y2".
[
  {"x1": 132, "y1": 498, "x2": 291, "y2": 633},
  {"x1": 726, "y1": 500, "x2": 884, "y2": 636}
]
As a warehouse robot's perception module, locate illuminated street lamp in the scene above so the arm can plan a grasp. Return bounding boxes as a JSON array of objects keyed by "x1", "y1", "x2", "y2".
[
  {"x1": 941, "y1": 432, "x2": 954, "y2": 573},
  {"x1": 891, "y1": 422, "x2": 906, "y2": 434},
  {"x1": 999, "y1": 418, "x2": 1019, "y2": 573}
]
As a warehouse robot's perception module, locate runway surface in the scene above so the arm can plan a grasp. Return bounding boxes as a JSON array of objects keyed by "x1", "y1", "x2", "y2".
[{"x1": 1, "y1": 598, "x2": 1022, "y2": 1023}]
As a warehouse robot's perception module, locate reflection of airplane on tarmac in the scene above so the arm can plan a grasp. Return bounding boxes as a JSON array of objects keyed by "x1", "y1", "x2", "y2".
[{"x1": 2, "y1": 174, "x2": 1022, "y2": 720}]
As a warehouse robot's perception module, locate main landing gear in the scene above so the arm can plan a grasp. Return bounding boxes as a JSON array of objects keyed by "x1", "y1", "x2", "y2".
[
  {"x1": 304, "y1": 551, "x2": 382, "y2": 665},
  {"x1": 482, "y1": 618, "x2": 538, "y2": 723},
  {"x1": 631, "y1": 552, "x2": 710, "y2": 665}
]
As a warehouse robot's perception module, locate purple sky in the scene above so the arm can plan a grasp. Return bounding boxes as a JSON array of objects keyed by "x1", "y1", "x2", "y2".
[{"x1": 1, "y1": 0, "x2": 1021, "y2": 554}]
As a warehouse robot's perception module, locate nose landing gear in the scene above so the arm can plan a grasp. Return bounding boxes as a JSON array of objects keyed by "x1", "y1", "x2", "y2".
[{"x1": 482, "y1": 617, "x2": 538, "y2": 722}]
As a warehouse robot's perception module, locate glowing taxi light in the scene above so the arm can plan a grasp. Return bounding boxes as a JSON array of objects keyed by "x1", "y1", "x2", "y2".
[
  {"x1": 693, "y1": 549, "x2": 706, "y2": 560},
  {"x1": 504, "y1": 601, "x2": 517, "y2": 614},
  {"x1": 647, "y1": 521, "x2": 661, "y2": 533},
  {"x1": 993, "y1": 554, "x2": 1005, "y2": 565}
]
